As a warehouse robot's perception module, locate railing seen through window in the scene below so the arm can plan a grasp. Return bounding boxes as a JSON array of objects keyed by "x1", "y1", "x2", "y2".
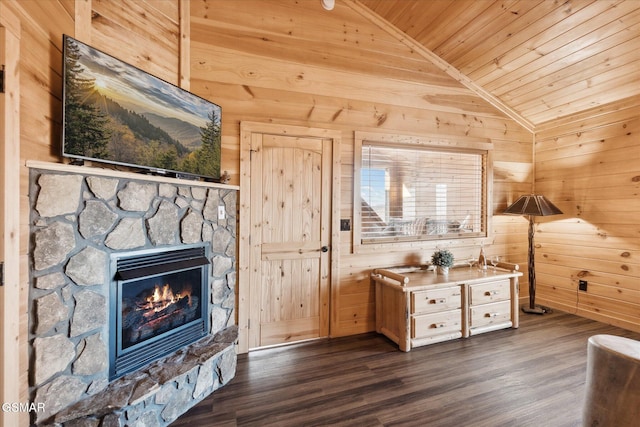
[{"x1": 358, "y1": 140, "x2": 489, "y2": 245}]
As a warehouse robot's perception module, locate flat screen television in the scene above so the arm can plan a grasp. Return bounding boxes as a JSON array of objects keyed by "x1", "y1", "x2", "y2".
[{"x1": 62, "y1": 35, "x2": 222, "y2": 181}]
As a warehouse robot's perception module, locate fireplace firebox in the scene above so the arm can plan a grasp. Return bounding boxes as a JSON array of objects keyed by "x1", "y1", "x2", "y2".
[{"x1": 109, "y1": 244, "x2": 210, "y2": 380}]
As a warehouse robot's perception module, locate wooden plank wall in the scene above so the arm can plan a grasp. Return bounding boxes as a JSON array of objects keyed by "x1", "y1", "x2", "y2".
[
  {"x1": 188, "y1": 0, "x2": 532, "y2": 337},
  {"x1": 4, "y1": 0, "x2": 532, "y2": 360},
  {"x1": 2, "y1": 0, "x2": 531, "y2": 414},
  {"x1": 534, "y1": 95, "x2": 640, "y2": 332},
  {"x1": 1, "y1": 1, "x2": 182, "y2": 424}
]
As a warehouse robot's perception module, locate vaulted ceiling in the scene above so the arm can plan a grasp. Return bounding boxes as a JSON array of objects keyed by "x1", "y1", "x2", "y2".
[{"x1": 357, "y1": 0, "x2": 640, "y2": 130}]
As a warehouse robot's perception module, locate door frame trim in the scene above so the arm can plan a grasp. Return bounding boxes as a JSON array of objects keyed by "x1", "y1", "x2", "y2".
[
  {"x1": 0, "y1": 7, "x2": 22, "y2": 427},
  {"x1": 238, "y1": 122, "x2": 341, "y2": 353}
]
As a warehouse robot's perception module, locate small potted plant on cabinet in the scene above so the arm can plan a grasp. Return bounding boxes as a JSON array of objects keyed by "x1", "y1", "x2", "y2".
[{"x1": 431, "y1": 248, "x2": 454, "y2": 275}]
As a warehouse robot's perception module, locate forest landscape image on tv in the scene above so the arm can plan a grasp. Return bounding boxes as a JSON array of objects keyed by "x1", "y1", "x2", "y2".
[{"x1": 62, "y1": 35, "x2": 221, "y2": 180}]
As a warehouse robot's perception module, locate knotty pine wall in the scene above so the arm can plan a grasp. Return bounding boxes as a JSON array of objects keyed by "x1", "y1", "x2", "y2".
[
  {"x1": 188, "y1": 0, "x2": 532, "y2": 337},
  {"x1": 534, "y1": 96, "x2": 640, "y2": 333},
  {"x1": 3, "y1": 3, "x2": 532, "y2": 401}
]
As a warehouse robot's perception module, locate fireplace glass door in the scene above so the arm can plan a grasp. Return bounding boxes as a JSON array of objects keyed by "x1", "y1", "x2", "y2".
[
  {"x1": 120, "y1": 268, "x2": 202, "y2": 350},
  {"x1": 110, "y1": 244, "x2": 209, "y2": 380}
]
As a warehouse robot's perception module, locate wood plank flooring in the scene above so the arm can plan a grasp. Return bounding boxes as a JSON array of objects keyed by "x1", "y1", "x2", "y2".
[{"x1": 171, "y1": 311, "x2": 640, "y2": 427}]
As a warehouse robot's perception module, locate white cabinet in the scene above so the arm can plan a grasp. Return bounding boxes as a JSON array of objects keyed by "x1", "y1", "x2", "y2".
[{"x1": 372, "y1": 267, "x2": 521, "y2": 351}]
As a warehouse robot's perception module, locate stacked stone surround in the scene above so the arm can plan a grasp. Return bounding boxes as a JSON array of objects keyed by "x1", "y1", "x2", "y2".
[{"x1": 28, "y1": 164, "x2": 239, "y2": 426}]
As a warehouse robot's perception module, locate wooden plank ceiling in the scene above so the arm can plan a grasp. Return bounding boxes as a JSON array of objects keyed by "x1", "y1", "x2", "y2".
[{"x1": 358, "y1": 0, "x2": 640, "y2": 128}]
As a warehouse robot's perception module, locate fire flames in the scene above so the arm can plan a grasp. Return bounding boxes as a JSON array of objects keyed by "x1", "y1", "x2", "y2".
[{"x1": 139, "y1": 283, "x2": 192, "y2": 317}]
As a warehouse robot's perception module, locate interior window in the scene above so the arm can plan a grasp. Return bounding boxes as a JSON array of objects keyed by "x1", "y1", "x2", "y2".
[{"x1": 354, "y1": 132, "x2": 491, "y2": 248}]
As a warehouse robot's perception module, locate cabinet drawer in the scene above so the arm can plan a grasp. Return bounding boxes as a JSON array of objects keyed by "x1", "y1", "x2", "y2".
[
  {"x1": 412, "y1": 309, "x2": 461, "y2": 339},
  {"x1": 470, "y1": 279, "x2": 510, "y2": 305},
  {"x1": 411, "y1": 286, "x2": 461, "y2": 314},
  {"x1": 470, "y1": 300, "x2": 511, "y2": 328}
]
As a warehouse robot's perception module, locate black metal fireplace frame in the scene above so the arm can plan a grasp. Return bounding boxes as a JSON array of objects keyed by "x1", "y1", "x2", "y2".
[{"x1": 109, "y1": 243, "x2": 210, "y2": 380}]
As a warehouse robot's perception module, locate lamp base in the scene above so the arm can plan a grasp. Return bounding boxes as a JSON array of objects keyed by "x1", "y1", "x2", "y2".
[{"x1": 522, "y1": 305, "x2": 548, "y2": 315}]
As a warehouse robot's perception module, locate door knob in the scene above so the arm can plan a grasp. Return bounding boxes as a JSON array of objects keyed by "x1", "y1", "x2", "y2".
[{"x1": 321, "y1": 246, "x2": 329, "y2": 253}]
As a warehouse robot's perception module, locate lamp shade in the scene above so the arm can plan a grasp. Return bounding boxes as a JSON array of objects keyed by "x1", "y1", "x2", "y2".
[{"x1": 503, "y1": 194, "x2": 563, "y2": 216}]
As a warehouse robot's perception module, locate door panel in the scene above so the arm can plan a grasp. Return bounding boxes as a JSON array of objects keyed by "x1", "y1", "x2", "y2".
[{"x1": 250, "y1": 133, "x2": 330, "y2": 348}]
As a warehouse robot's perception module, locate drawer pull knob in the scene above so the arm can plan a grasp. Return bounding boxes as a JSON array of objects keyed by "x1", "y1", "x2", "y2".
[
  {"x1": 485, "y1": 312, "x2": 499, "y2": 318},
  {"x1": 428, "y1": 298, "x2": 446, "y2": 304},
  {"x1": 484, "y1": 290, "x2": 499, "y2": 296},
  {"x1": 430, "y1": 322, "x2": 446, "y2": 329}
]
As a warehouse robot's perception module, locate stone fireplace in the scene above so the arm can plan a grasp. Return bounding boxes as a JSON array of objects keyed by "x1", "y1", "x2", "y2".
[{"x1": 27, "y1": 162, "x2": 238, "y2": 426}]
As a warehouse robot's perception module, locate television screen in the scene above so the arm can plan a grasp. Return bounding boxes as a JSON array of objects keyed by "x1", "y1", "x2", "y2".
[{"x1": 62, "y1": 35, "x2": 222, "y2": 181}]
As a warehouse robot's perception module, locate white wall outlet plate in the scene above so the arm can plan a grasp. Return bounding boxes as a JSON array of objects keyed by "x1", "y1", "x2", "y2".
[{"x1": 218, "y1": 205, "x2": 226, "y2": 220}]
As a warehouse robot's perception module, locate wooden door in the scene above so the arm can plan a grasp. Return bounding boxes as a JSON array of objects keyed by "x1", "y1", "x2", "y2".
[{"x1": 249, "y1": 132, "x2": 332, "y2": 348}]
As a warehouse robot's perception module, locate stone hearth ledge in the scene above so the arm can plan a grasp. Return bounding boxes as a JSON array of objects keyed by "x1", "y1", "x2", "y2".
[{"x1": 48, "y1": 326, "x2": 238, "y2": 426}]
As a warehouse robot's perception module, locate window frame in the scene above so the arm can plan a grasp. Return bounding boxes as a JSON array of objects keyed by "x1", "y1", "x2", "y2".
[{"x1": 353, "y1": 131, "x2": 493, "y2": 254}]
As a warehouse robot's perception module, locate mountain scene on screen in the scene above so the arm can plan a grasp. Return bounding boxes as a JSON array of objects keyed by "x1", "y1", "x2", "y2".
[{"x1": 63, "y1": 36, "x2": 221, "y2": 179}]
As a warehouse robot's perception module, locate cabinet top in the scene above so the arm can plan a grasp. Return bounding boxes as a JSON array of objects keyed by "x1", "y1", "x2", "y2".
[{"x1": 371, "y1": 266, "x2": 522, "y2": 292}]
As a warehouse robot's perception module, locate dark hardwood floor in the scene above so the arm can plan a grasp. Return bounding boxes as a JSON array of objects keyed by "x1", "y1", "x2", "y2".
[{"x1": 171, "y1": 311, "x2": 640, "y2": 427}]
